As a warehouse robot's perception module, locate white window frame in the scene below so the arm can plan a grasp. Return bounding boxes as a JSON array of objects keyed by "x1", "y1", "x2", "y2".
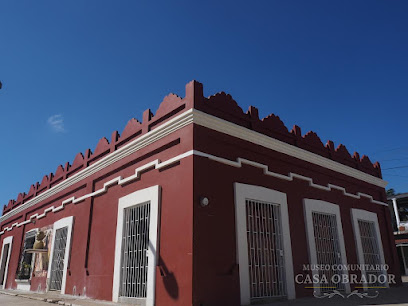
[
  {"x1": 351, "y1": 208, "x2": 388, "y2": 289},
  {"x1": 27, "y1": 228, "x2": 38, "y2": 283},
  {"x1": 0, "y1": 236, "x2": 13, "y2": 289},
  {"x1": 112, "y1": 185, "x2": 161, "y2": 306},
  {"x1": 234, "y1": 183, "x2": 295, "y2": 304},
  {"x1": 47, "y1": 216, "x2": 74, "y2": 294},
  {"x1": 15, "y1": 228, "x2": 38, "y2": 291},
  {"x1": 303, "y1": 199, "x2": 350, "y2": 295}
]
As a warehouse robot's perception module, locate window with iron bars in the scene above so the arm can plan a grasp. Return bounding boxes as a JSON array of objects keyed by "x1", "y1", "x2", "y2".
[{"x1": 16, "y1": 230, "x2": 36, "y2": 280}]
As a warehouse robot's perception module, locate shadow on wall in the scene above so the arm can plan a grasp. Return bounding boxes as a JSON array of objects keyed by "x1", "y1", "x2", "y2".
[
  {"x1": 149, "y1": 240, "x2": 179, "y2": 300},
  {"x1": 158, "y1": 256, "x2": 179, "y2": 300}
]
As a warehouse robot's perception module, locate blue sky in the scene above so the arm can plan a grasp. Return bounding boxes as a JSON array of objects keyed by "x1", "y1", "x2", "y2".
[{"x1": 0, "y1": 1, "x2": 407, "y2": 212}]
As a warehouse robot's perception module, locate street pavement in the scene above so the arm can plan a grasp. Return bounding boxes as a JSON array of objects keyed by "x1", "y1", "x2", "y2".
[
  {"x1": 0, "y1": 293, "x2": 47, "y2": 305},
  {"x1": 3, "y1": 283, "x2": 408, "y2": 305},
  {"x1": 0, "y1": 290, "x2": 132, "y2": 306}
]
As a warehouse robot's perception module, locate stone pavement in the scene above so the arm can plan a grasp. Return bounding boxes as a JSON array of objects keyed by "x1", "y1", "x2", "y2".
[
  {"x1": 3, "y1": 282, "x2": 408, "y2": 305},
  {"x1": 0, "y1": 289, "x2": 133, "y2": 306},
  {"x1": 0, "y1": 293, "x2": 47, "y2": 305}
]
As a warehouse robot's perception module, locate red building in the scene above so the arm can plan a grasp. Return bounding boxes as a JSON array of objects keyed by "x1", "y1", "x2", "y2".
[{"x1": 0, "y1": 81, "x2": 400, "y2": 305}]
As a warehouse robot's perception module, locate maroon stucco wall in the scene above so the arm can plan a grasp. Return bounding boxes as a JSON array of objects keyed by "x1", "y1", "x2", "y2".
[
  {"x1": 192, "y1": 124, "x2": 400, "y2": 305},
  {"x1": 0, "y1": 125, "x2": 194, "y2": 305}
]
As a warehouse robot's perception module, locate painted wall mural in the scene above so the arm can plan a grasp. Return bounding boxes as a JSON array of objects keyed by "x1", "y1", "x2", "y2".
[{"x1": 33, "y1": 225, "x2": 53, "y2": 278}]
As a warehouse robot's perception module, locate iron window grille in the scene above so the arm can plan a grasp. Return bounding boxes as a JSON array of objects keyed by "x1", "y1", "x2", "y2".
[{"x1": 16, "y1": 230, "x2": 37, "y2": 280}]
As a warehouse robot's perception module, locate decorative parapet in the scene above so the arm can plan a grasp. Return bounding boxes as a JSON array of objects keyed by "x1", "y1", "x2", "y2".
[
  {"x1": 2, "y1": 89, "x2": 190, "y2": 215},
  {"x1": 190, "y1": 81, "x2": 381, "y2": 179},
  {"x1": 2, "y1": 80, "x2": 382, "y2": 215}
]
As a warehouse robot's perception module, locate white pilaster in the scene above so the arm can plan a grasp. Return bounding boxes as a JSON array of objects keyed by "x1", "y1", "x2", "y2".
[{"x1": 392, "y1": 198, "x2": 401, "y2": 229}]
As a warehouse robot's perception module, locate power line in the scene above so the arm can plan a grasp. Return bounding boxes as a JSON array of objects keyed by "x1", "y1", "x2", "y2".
[
  {"x1": 383, "y1": 165, "x2": 408, "y2": 170},
  {"x1": 385, "y1": 174, "x2": 408, "y2": 178},
  {"x1": 372, "y1": 146, "x2": 408, "y2": 154},
  {"x1": 380, "y1": 157, "x2": 408, "y2": 162}
]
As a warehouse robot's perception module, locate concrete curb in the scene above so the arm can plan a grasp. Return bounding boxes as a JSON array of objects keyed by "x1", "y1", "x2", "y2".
[
  {"x1": 0, "y1": 290, "x2": 125, "y2": 306},
  {"x1": 0, "y1": 290, "x2": 87, "y2": 305},
  {"x1": 0, "y1": 290, "x2": 58, "y2": 304},
  {"x1": 0, "y1": 291, "x2": 17, "y2": 296}
]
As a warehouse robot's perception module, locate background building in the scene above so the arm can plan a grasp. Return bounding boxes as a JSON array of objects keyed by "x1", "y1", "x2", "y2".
[{"x1": 388, "y1": 193, "x2": 408, "y2": 276}]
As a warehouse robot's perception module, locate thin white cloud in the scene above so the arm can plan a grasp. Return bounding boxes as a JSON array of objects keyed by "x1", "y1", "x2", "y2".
[{"x1": 47, "y1": 114, "x2": 66, "y2": 133}]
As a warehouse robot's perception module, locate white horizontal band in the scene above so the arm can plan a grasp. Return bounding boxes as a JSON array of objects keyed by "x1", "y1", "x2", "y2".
[
  {"x1": 0, "y1": 149, "x2": 387, "y2": 236},
  {"x1": 193, "y1": 110, "x2": 387, "y2": 188},
  {"x1": 1, "y1": 108, "x2": 386, "y2": 225}
]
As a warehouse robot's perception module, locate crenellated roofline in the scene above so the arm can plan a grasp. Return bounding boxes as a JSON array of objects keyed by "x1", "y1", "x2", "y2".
[{"x1": 2, "y1": 81, "x2": 383, "y2": 215}]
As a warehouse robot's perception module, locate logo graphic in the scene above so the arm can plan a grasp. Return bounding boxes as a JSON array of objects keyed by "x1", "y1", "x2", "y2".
[
  {"x1": 313, "y1": 290, "x2": 379, "y2": 299},
  {"x1": 295, "y1": 264, "x2": 395, "y2": 299}
]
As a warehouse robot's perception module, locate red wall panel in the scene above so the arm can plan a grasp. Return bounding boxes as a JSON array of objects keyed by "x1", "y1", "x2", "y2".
[{"x1": 192, "y1": 124, "x2": 400, "y2": 305}]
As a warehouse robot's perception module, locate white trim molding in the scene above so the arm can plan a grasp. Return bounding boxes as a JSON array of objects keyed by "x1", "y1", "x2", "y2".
[
  {"x1": 303, "y1": 199, "x2": 351, "y2": 295},
  {"x1": 0, "y1": 150, "x2": 387, "y2": 237},
  {"x1": 193, "y1": 110, "x2": 387, "y2": 188},
  {"x1": 47, "y1": 216, "x2": 74, "y2": 294},
  {"x1": 0, "y1": 108, "x2": 194, "y2": 224},
  {"x1": 234, "y1": 183, "x2": 295, "y2": 304},
  {"x1": 392, "y1": 198, "x2": 400, "y2": 229},
  {"x1": 112, "y1": 185, "x2": 161, "y2": 306},
  {"x1": 195, "y1": 151, "x2": 388, "y2": 206},
  {"x1": 351, "y1": 208, "x2": 388, "y2": 289},
  {"x1": 1, "y1": 108, "x2": 386, "y2": 225},
  {"x1": 15, "y1": 228, "x2": 38, "y2": 291},
  {"x1": 0, "y1": 236, "x2": 13, "y2": 289}
]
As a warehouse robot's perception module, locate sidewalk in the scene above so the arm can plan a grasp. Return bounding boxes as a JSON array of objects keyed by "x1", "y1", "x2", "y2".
[
  {"x1": 3, "y1": 283, "x2": 408, "y2": 306},
  {"x1": 0, "y1": 289, "x2": 133, "y2": 306}
]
